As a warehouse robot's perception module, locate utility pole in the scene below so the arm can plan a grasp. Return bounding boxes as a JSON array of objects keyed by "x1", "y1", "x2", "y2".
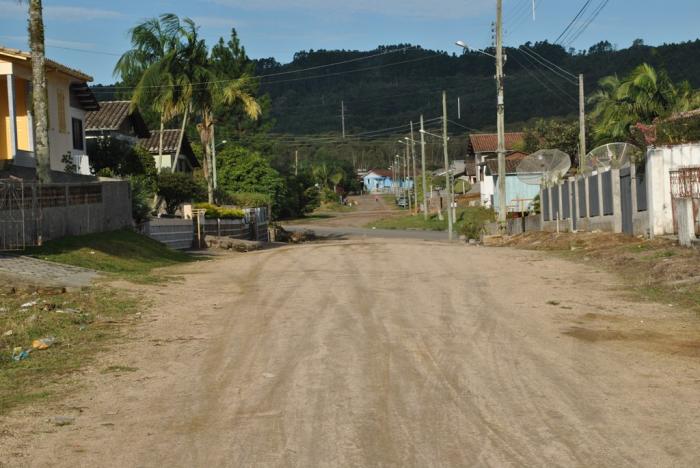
[
  {"x1": 457, "y1": 97, "x2": 461, "y2": 120},
  {"x1": 495, "y1": 0, "x2": 507, "y2": 228},
  {"x1": 579, "y1": 74, "x2": 587, "y2": 171},
  {"x1": 410, "y1": 122, "x2": 418, "y2": 215},
  {"x1": 295, "y1": 150, "x2": 299, "y2": 176},
  {"x1": 420, "y1": 115, "x2": 428, "y2": 220},
  {"x1": 211, "y1": 124, "x2": 218, "y2": 190},
  {"x1": 442, "y1": 91, "x2": 453, "y2": 241},
  {"x1": 404, "y1": 141, "x2": 411, "y2": 212},
  {"x1": 341, "y1": 100, "x2": 346, "y2": 139}
]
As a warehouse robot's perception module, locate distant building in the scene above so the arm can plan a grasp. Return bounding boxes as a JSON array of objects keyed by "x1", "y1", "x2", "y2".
[
  {"x1": 363, "y1": 169, "x2": 393, "y2": 192},
  {"x1": 139, "y1": 129, "x2": 200, "y2": 173},
  {"x1": 85, "y1": 100, "x2": 150, "y2": 145},
  {"x1": 467, "y1": 132, "x2": 525, "y2": 208},
  {"x1": 484, "y1": 151, "x2": 540, "y2": 212}
]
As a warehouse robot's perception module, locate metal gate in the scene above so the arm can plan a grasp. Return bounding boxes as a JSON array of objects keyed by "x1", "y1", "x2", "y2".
[
  {"x1": 620, "y1": 168, "x2": 633, "y2": 235},
  {"x1": 0, "y1": 179, "x2": 31, "y2": 250}
]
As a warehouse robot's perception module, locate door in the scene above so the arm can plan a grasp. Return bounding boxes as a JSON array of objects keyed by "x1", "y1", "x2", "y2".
[{"x1": 620, "y1": 168, "x2": 633, "y2": 235}]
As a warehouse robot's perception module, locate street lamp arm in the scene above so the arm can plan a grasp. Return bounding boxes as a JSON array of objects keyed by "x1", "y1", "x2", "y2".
[{"x1": 455, "y1": 41, "x2": 496, "y2": 59}]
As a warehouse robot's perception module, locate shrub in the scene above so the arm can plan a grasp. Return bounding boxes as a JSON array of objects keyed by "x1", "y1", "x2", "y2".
[
  {"x1": 157, "y1": 173, "x2": 204, "y2": 214},
  {"x1": 457, "y1": 207, "x2": 497, "y2": 240},
  {"x1": 130, "y1": 176, "x2": 154, "y2": 224},
  {"x1": 228, "y1": 192, "x2": 272, "y2": 208},
  {"x1": 194, "y1": 203, "x2": 245, "y2": 220}
]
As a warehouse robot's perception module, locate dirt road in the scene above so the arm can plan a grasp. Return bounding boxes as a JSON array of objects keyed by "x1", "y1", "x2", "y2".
[{"x1": 2, "y1": 240, "x2": 699, "y2": 467}]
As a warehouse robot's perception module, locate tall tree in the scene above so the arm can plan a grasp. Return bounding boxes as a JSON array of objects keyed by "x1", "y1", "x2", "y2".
[
  {"x1": 195, "y1": 29, "x2": 261, "y2": 203},
  {"x1": 115, "y1": 14, "x2": 187, "y2": 165},
  {"x1": 19, "y1": 0, "x2": 51, "y2": 182}
]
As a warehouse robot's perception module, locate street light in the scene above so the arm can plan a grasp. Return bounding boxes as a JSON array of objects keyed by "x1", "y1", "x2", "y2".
[{"x1": 455, "y1": 41, "x2": 498, "y2": 59}]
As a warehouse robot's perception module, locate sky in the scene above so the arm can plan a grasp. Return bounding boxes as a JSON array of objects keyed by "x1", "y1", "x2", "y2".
[{"x1": 1, "y1": 0, "x2": 699, "y2": 84}]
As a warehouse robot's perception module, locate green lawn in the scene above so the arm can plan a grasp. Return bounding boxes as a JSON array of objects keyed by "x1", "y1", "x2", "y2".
[
  {"x1": 368, "y1": 207, "x2": 496, "y2": 235},
  {"x1": 25, "y1": 230, "x2": 195, "y2": 283}
]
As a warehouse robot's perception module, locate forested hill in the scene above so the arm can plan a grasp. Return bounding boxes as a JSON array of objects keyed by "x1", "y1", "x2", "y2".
[{"x1": 253, "y1": 39, "x2": 700, "y2": 135}]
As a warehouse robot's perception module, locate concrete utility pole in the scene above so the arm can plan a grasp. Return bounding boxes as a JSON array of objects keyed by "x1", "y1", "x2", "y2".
[
  {"x1": 341, "y1": 101, "x2": 346, "y2": 139},
  {"x1": 295, "y1": 150, "x2": 299, "y2": 176},
  {"x1": 404, "y1": 141, "x2": 412, "y2": 212},
  {"x1": 442, "y1": 91, "x2": 453, "y2": 241},
  {"x1": 410, "y1": 122, "x2": 418, "y2": 215},
  {"x1": 579, "y1": 74, "x2": 587, "y2": 172},
  {"x1": 495, "y1": 0, "x2": 507, "y2": 228},
  {"x1": 420, "y1": 115, "x2": 428, "y2": 220},
  {"x1": 211, "y1": 124, "x2": 218, "y2": 190},
  {"x1": 457, "y1": 97, "x2": 461, "y2": 120}
]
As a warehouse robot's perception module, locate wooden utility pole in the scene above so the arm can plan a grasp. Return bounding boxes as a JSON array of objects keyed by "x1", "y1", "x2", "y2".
[
  {"x1": 410, "y1": 121, "x2": 418, "y2": 215},
  {"x1": 579, "y1": 74, "x2": 587, "y2": 171},
  {"x1": 442, "y1": 91, "x2": 453, "y2": 241},
  {"x1": 495, "y1": 0, "x2": 507, "y2": 228},
  {"x1": 341, "y1": 101, "x2": 346, "y2": 139},
  {"x1": 420, "y1": 115, "x2": 428, "y2": 220}
]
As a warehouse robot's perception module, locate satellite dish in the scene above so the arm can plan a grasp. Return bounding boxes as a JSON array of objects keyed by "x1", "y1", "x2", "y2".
[
  {"x1": 516, "y1": 149, "x2": 572, "y2": 186},
  {"x1": 584, "y1": 143, "x2": 641, "y2": 173}
]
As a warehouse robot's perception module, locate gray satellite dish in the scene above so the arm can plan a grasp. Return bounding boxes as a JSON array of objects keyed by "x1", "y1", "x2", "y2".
[
  {"x1": 584, "y1": 143, "x2": 641, "y2": 172},
  {"x1": 516, "y1": 149, "x2": 572, "y2": 186}
]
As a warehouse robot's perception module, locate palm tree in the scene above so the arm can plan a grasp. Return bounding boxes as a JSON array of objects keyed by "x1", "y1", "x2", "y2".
[
  {"x1": 330, "y1": 171, "x2": 344, "y2": 193},
  {"x1": 590, "y1": 63, "x2": 700, "y2": 145},
  {"x1": 195, "y1": 75, "x2": 261, "y2": 203},
  {"x1": 19, "y1": 0, "x2": 50, "y2": 182},
  {"x1": 115, "y1": 14, "x2": 187, "y2": 168}
]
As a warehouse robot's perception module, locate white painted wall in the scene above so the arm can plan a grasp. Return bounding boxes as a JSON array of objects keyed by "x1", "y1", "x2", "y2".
[{"x1": 647, "y1": 143, "x2": 700, "y2": 236}]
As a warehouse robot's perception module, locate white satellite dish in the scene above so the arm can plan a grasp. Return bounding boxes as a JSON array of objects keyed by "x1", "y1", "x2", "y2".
[
  {"x1": 516, "y1": 149, "x2": 572, "y2": 186},
  {"x1": 584, "y1": 143, "x2": 641, "y2": 173}
]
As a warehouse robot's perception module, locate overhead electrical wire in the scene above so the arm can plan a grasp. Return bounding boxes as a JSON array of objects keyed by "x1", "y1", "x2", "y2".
[
  {"x1": 517, "y1": 47, "x2": 578, "y2": 84},
  {"x1": 509, "y1": 51, "x2": 578, "y2": 106},
  {"x1": 563, "y1": 0, "x2": 611, "y2": 47},
  {"x1": 519, "y1": 45, "x2": 578, "y2": 80},
  {"x1": 554, "y1": 0, "x2": 594, "y2": 44}
]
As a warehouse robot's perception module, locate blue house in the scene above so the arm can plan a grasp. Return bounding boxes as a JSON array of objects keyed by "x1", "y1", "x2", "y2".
[{"x1": 363, "y1": 169, "x2": 393, "y2": 192}]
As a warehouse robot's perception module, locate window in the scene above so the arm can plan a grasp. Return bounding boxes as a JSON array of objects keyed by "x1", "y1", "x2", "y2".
[
  {"x1": 57, "y1": 89, "x2": 67, "y2": 133},
  {"x1": 72, "y1": 118, "x2": 84, "y2": 150}
]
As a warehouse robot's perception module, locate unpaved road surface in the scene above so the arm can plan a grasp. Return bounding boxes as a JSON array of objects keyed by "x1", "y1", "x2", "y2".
[{"x1": 2, "y1": 240, "x2": 700, "y2": 467}]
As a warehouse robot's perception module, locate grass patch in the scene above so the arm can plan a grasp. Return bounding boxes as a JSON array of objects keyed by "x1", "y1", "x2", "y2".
[
  {"x1": 24, "y1": 230, "x2": 195, "y2": 283},
  {"x1": 317, "y1": 202, "x2": 356, "y2": 213},
  {"x1": 0, "y1": 287, "x2": 138, "y2": 414},
  {"x1": 367, "y1": 207, "x2": 496, "y2": 234}
]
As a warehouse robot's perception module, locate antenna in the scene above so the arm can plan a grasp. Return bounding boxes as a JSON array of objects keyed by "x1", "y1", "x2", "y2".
[
  {"x1": 584, "y1": 143, "x2": 641, "y2": 173},
  {"x1": 516, "y1": 149, "x2": 571, "y2": 186}
]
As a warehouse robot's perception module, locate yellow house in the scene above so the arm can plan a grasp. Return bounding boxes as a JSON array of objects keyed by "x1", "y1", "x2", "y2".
[{"x1": 0, "y1": 46, "x2": 99, "y2": 175}]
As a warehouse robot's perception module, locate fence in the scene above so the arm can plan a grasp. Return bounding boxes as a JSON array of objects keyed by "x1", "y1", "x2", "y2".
[
  {"x1": 140, "y1": 206, "x2": 270, "y2": 250},
  {"x1": 0, "y1": 179, "x2": 132, "y2": 250}
]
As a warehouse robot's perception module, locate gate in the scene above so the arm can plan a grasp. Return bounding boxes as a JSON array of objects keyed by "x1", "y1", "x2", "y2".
[
  {"x1": 0, "y1": 179, "x2": 35, "y2": 250},
  {"x1": 620, "y1": 168, "x2": 633, "y2": 235}
]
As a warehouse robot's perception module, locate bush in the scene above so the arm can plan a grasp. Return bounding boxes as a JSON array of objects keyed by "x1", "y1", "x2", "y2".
[
  {"x1": 130, "y1": 176, "x2": 154, "y2": 224},
  {"x1": 157, "y1": 172, "x2": 204, "y2": 214},
  {"x1": 457, "y1": 207, "x2": 496, "y2": 240},
  {"x1": 228, "y1": 192, "x2": 272, "y2": 208},
  {"x1": 194, "y1": 203, "x2": 245, "y2": 219}
]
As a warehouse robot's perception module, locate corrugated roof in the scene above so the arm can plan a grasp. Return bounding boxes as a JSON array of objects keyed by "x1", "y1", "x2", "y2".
[
  {"x1": 85, "y1": 101, "x2": 131, "y2": 131},
  {"x1": 469, "y1": 132, "x2": 525, "y2": 154},
  {"x1": 0, "y1": 46, "x2": 93, "y2": 82}
]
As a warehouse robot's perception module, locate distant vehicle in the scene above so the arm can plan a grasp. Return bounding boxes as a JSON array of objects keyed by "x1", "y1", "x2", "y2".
[{"x1": 397, "y1": 197, "x2": 408, "y2": 208}]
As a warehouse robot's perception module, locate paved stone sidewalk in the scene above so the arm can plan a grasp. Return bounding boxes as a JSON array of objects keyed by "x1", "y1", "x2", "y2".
[{"x1": 0, "y1": 255, "x2": 97, "y2": 289}]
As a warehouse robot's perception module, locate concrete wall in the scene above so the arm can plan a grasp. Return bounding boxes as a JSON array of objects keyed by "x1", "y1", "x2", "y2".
[
  {"x1": 0, "y1": 180, "x2": 132, "y2": 249},
  {"x1": 647, "y1": 143, "x2": 700, "y2": 236}
]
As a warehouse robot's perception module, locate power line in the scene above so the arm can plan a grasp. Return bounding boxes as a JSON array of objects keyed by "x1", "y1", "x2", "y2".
[
  {"x1": 91, "y1": 54, "x2": 440, "y2": 93},
  {"x1": 564, "y1": 0, "x2": 611, "y2": 47},
  {"x1": 509, "y1": 51, "x2": 578, "y2": 106},
  {"x1": 518, "y1": 46, "x2": 578, "y2": 84},
  {"x1": 554, "y1": 0, "x2": 594, "y2": 44}
]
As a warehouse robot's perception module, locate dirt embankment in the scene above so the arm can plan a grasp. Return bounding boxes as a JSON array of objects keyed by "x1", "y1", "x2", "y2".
[{"x1": 494, "y1": 231, "x2": 700, "y2": 314}]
